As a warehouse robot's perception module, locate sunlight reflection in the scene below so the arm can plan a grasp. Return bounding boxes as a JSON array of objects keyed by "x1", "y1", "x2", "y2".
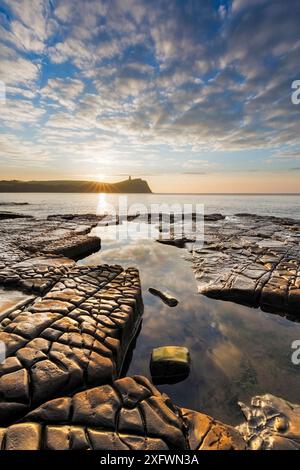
[{"x1": 96, "y1": 192, "x2": 107, "y2": 215}]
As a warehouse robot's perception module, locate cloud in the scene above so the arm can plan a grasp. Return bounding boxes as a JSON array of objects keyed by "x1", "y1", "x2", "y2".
[
  {"x1": 1, "y1": 98, "x2": 45, "y2": 129},
  {"x1": 0, "y1": 0, "x2": 300, "y2": 178},
  {"x1": 270, "y1": 150, "x2": 300, "y2": 159},
  {"x1": 0, "y1": 53, "x2": 40, "y2": 87},
  {"x1": 41, "y1": 78, "x2": 85, "y2": 109}
]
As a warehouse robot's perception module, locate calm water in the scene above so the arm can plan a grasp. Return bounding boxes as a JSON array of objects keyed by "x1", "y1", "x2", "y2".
[
  {"x1": 0, "y1": 193, "x2": 299, "y2": 219},
  {"x1": 1, "y1": 193, "x2": 300, "y2": 425}
]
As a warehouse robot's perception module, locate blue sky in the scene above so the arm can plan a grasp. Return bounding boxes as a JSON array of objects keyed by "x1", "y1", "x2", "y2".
[{"x1": 0, "y1": 0, "x2": 299, "y2": 192}]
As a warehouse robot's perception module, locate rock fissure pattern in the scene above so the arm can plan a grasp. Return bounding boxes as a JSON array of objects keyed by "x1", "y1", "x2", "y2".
[
  {"x1": 1, "y1": 213, "x2": 299, "y2": 450},
  {"x1": 0, "y1": 265, "x2": 143, "y2": 425},
  {"x1": 0, "y1": 216, "x2": 101, "y2": 271},
  {"x1": 161, "y1": 214, "x2": 300, "y2": 315},
  {"x1": 0, "y1": 376, "x2": 245, "y2": 450}
]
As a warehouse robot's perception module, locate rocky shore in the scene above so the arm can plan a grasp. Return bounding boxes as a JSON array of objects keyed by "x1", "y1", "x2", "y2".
[
  {"x1": 0, "y1": 211, "x2": 299, "y2": 450},
  {"x1": 0, "y1": 376, "x2": 245, "y2": 450},
  {"x1": 155, "y1": 213, "x2": 300, "y2": 318}
]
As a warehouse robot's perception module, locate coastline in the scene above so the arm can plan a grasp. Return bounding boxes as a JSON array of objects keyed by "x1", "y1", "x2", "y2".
[{"x1": 0, "y1": 207, "x2": 299, "y2": 449}]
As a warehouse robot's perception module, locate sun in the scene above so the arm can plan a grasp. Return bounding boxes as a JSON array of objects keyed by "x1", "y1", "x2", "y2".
[{"x1": 97, "y1": 174, "x2": 106, "y2": 182}]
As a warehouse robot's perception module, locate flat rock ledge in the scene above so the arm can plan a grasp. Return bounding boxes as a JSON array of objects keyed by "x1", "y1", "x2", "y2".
[
  {"x1": 160, "y1": 213, "x2": 300, "y2": 316},
  {"x1": 0, "y1": 376, "x2": 245, "y2": 450},
  {"x1": 192, "y1": 214, "x2": 300, "y2": 315},
  {"x1": 0, "y1": 216, "x2": 101, "y2": 270},
  {"x1": 0, "y1": 265, "x2": 143, "y2": 425}
]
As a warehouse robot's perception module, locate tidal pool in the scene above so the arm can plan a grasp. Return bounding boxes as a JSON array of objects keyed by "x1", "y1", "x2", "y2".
[{"x1": 79, "y1": 224, "x2": 300, "y2": 426}]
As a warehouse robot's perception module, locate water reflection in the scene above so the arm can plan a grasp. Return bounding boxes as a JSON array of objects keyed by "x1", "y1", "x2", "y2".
[
  {"x1": 0, "y1": 288, "x2": 33, "y2": 322},
  {"x1": 79, "y1": 228, "x2": 300, "y2": 426}
]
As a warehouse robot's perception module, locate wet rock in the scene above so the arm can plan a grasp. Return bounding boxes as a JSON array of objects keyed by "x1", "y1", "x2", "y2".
[
  {"x1": 0, "y1": 257, "x2": 74, "y2": 295},
  {"x1": 0, "y1": 265, "x2": 143, "y2": 425},
  {"x1": 236, "y1": 394, "x2": 300, "y2": 450},
  {"x1": 0, "y1": 289, "x2": 34, "y2": 321},
  {"x1": 182, "y1": 408, "x2": 246, "y2": 450},
  {"x1": 150, "y1": 346, "x2": 190, "y2": 384},
  {"x1": 0, "y1": 375, "x2": 247, "y2": 450},
  {"x1": 204, "y1": 214, "x2": 226, "y2": 221},
  {"x1": 157, "y1": 237, "x2": 193, "y2": 249},
  {"x1": 148, "y1": 288, "x2": 178, "y2": 307},
  {"x1": 190, "y1": 214, "x2": 300, "y2": 316},
  {"x1": 153, "y1": 212, "x2": 300, "y2": 316},
  {"x1": 0, "y1": 216, "x2": 101, "y2": 272},
  {"x1": 0, "y1": 212, "x2": 33, "y2": 220},
  {"x1": 24, "y1": 235, "x2": 101, "y2": 260},
  {"x1": 47, "y1": 214, "x2": 106, "y2": 224},
  {"x1": 0, "y1": 202, "x2": 29, "y2": 206}
]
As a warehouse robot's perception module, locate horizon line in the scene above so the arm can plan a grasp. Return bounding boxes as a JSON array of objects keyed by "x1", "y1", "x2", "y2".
[{"x1": 0, "y1": 192, "x2": 299, "y2": 195}]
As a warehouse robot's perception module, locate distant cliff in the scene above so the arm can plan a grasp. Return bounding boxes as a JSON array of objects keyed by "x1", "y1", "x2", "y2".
[{"x1": 0, "y1": 178, "x2": 152, "y2": 193}]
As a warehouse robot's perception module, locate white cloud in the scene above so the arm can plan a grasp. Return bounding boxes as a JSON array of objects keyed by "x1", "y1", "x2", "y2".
[
  {"x1": 41, "y1": 78, "x2": 85, "y2": 110},
  {"x1": 0, "y1": 57, "x2": 40, "y2": 87}
]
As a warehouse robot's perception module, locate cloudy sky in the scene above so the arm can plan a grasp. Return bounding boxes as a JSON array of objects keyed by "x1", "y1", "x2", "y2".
[{"x1": 0, "y1": 0, "x2": 299, "y2": 192}]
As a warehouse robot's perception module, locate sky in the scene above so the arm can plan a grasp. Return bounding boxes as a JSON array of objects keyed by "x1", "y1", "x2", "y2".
[{"x1": 0, "y1": 0, "x2": 299, "y2": 193}]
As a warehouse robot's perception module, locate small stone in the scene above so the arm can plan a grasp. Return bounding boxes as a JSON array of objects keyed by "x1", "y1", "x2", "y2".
[
  {"x1": 148, "y1": 288, "x2": 178, "y2": 307},
  {"x1": 150, "y1": 346, "x2": 190, "y2": 384}
]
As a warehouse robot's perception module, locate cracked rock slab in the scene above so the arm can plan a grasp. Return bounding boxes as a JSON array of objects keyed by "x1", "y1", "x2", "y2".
[
  {"x1": 0, "y1": 217, "x2": 101, "y2": 270},
  {"x1": 0, "y1": 376, "x2": 245, "y2": 450},
  {"x1": 188, "y1": 214, "x2": 300, "y2": 316},
  {"x1": 154, "y1": 212, "x2": 300, "y2": 315},
  {"x1": 0, "y1": 256, "x2": 75, "y2": 295},
  {"x1": 0, "y1": 265, "x2": 143, "y2": 425}
]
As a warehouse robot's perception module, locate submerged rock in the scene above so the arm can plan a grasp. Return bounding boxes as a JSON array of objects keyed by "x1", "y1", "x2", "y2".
[
  {"x1": 148, "y1": 288, "x2": 178, "y2": 307},
  {"x1": 236, "y1": 394, "x2": 300, "y2": 450},
  {"x1": 150, "y1": 346, "x2": 190, "y2": 384}
]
